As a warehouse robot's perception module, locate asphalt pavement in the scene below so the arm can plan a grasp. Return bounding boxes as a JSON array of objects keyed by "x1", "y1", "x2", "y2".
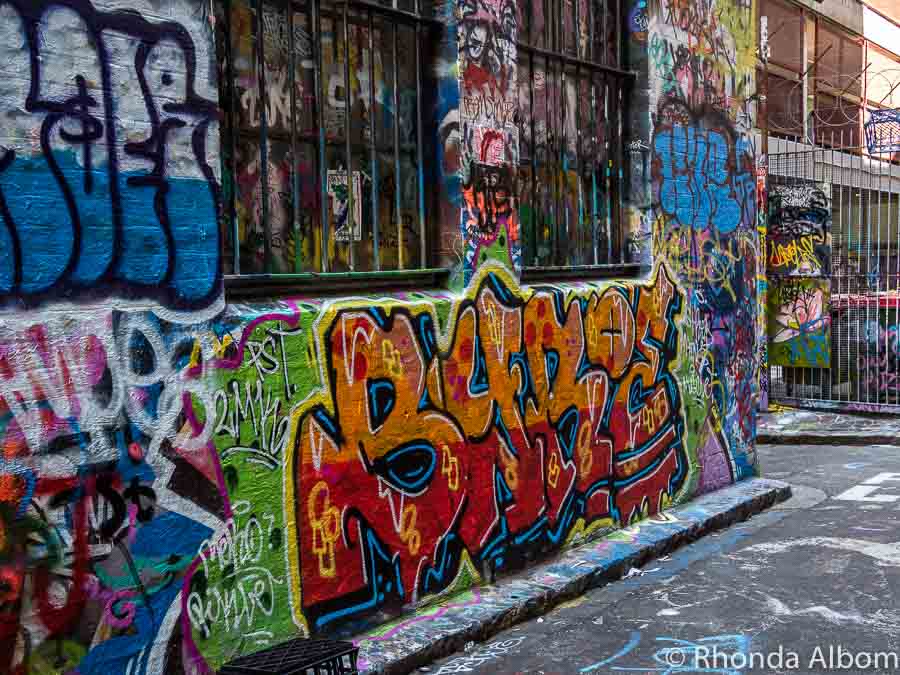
[{"x1": 426, "y1": 443, "x2": 900, "y2": 674}]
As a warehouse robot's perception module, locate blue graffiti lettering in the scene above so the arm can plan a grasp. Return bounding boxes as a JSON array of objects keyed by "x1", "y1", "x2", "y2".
[
  {"x1": 653, "y1": 112, "x2": 754, "y2": 234},
  {"x1": 0, "y1": 0, "x2": 221, "y2": 309}
]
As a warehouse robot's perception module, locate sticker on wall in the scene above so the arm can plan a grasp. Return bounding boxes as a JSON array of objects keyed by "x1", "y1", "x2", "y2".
[
  {"x1": 328, "y1": 170, "x2": 363, "y2": 242},
  {"x1": 768, "y1": 277, "x2": 831, "y2": 368}
]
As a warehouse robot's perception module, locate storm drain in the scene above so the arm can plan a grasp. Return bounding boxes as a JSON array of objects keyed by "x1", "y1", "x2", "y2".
[{"x1": 220, "y1": 637, "x2": 358, "y2": 674}]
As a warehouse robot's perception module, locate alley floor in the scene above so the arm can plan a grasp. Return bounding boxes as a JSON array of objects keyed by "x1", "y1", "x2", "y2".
[{"x1": 426, "y1": 443, "x2": 900, "y2": 674}]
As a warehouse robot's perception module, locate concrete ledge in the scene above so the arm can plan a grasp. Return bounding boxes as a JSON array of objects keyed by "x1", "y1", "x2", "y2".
[
  {"x1": 352, "y1": 478, "x2": 792, "y2": 674},
  {"x1": 758, "y1": 432, "x2": 900, "y2": 446}
]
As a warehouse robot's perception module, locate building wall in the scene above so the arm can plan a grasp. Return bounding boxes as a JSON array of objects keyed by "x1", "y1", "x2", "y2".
[
  {"x1": 799, "y1": 0, "x2": 863, "y2": 34},
  {"x1": 759, "y1": 0, "x2": 900, "y2": 145},
  {"x1": 866, "y1": 0, "x2": 900, "y2": 26},
  {"x1": 635, "y1": 0, "x2": 761, "y2": 471},
  {"x1": 0, "y1": 0, "x2": 758, "y2": 673}
]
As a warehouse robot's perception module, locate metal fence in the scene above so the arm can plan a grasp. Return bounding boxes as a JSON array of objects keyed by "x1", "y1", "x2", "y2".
[{"x1": 767, "y1": 131, "x2": 900, "y2": 412}]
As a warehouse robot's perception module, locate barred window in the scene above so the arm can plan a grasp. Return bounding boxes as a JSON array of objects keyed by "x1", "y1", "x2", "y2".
[
  {"x1": 216, "y1": 0, "x2": 438, "y2": 275},
  {"x1": 517, "y1": 0, "x2": 629, "y2": 269}
]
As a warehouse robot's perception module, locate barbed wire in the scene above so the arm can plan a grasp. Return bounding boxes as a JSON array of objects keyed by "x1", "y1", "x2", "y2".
[{"x1": 767, "y1": 68, "x2": 900, "y2": 142}]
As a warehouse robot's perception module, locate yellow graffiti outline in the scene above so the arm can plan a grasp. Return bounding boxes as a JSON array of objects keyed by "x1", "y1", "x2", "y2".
[
  {"x1": 399, "y1": 504, "x2": 421, "y2": 555},
  {"x1": 308, "y1": 481, "x2": 342, "y2": 578},
  {"x1": 441, "y1": 443, "x2": 460, "y2": 491}
]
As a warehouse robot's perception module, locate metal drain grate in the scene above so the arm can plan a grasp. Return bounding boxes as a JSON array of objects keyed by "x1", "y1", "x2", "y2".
[{"x1": 220, "y1": 637, "x2": 359, "y2": 675}]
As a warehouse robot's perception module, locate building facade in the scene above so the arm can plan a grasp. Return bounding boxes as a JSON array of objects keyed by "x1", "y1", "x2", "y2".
[
  {"x1": 0, "y1": 0, "x2": 759, "y2": 672},
  {"x1": 759, "y1": 0, "x2": 900, "y2": 410}
]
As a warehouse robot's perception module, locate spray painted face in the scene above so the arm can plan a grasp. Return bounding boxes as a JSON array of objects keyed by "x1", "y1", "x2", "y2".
[{"x1": 463, "y1": 163, "x2": 513, "y2": 242}]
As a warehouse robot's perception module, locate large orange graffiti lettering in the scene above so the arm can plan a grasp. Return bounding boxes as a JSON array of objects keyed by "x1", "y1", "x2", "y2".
[{"x1": 290, "y1": 265, "x2": 687, "y2": 631}]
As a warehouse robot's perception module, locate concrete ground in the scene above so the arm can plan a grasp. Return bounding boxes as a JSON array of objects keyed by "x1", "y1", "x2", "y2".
[
  {"x1": 758, "y1": 408, "x2": 900, "y2": 445},
  {"x1": 426, "y1": 442, "x2": 900, "y2": 674}
]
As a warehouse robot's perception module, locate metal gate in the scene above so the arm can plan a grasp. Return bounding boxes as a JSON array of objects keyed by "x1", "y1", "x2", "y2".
[{"x1": 766, "y1": 133, "x2": 900, "y2": 412}]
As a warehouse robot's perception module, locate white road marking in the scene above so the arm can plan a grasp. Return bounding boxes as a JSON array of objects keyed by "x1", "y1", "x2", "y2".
[
  {"x1": 834, "y1": 473, "x2": 900, "y2": 502},
  {"x1": 743, "y1": 537, "x2": 900, "y2": 566}
]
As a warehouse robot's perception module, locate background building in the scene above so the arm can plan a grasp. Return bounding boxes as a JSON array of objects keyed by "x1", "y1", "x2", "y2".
[
  {"x1": 758, "y1": 0, "x2": 900, "y2": 410},
  {"x1": 762, "y1": 0, "x2": 900, "y2": 145}
]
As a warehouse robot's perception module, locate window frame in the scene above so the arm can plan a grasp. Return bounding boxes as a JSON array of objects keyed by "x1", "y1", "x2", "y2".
[
  {"x1": 216, "y1": 0, "x2": 443, "y2": 282},
  {"x1": 516, "y1": 0, "x2": 634, "y2": 272}
]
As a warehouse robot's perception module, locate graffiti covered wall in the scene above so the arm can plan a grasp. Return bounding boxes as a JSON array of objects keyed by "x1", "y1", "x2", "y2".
[
  {"x1": 0, "y1": 1, "x2": 224, "y2": 672},
  {"x1": 768, "y1": 184, "x2": 832, "y2": 278},
  {"x1": 639, "y1": 0, "x2": 760, "y2": 479},
  {"x1": 0, "y1": 259, "x2": 720, "y2": 674},
  {"x1": 0, "y1": 0, "x2": 757, "y2": 673},
  {"x1": 858, "y1": 309, "x2": 900, "y2": 400},
  {"x1": 0, "y1": 0, "x2": 221, "y2": 310},
  {"x1": 766, "y1": 182, "x2": 832, "y2": 369},
  {"x1": 290, "y1": 265, "x2": 687, "y2": 632}
]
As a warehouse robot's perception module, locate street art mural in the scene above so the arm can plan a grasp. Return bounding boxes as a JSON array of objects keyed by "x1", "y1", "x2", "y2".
[
  {"x1": 767, "y1": 278, "x2": 831, "y2": 368},
  {"x1": 0, "y1": 260, "x2": 722, "y2": 674},
  {"x1": 0, "y1": 1, "x2": 224, "y2": 673},
  {"x1": 290, "y1": 264, "x2": 688, "y2": 632},
  {"x1": 0, "y1": 308, "x2": 229, "y2": 674},
  {"x1": 650, "y1": 100, "x2": 758, "y2": 480},
  {"x1": 756, "y1": 160, "x2": 769, "y2": 409},
  {"x1": 858, "y1": 314, "x2": 900, "y2": 401},
  {"x1": 0, "y1": 0, "x2": 759, "y2": 672},
  {"x1": 768, "y1": 184, "x2": 832, "y2": 277},
  {"x1": 457, "y1": 0, "x2": 521, "y2": 280},
  {"x1": 461, "y1": 163, "x2": 519, "y2": 267},
  {"x1": 765, "y1": 182, "x2": 831, "y2": 372},
  {"x1": 647, "y1": 0, "x2": 755, "y2": 118}
]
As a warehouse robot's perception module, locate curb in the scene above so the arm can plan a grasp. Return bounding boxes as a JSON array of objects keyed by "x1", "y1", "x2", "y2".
[
  {"x1": 353, "y1": 477, "x2": 792, "y2": 674},
  {"x1": 758, "y1": 432, "x2": 900, "y2": 446}
]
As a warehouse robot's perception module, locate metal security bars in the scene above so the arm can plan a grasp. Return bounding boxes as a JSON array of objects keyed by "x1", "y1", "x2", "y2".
[
  {"x1": 767, "y1": 130, "x2": 900, "y2": 412},
  {"x1": 517, "y1": 0, "x2": 630, "y2": 269},
  {"x1": 216, "y1": 0, "x2": 438, "y2": 275}
]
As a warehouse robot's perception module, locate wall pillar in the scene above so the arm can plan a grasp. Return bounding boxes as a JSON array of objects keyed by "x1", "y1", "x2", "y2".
[
  {"x1": 624, "y1": 0, "x2": 655, "y2": 269},
  {"x1": 453, "y1": 0, "x2": 521, "y2": 287},
  {"x1": 640, "y1": 0, "x2": 761, "y2": 479}
]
